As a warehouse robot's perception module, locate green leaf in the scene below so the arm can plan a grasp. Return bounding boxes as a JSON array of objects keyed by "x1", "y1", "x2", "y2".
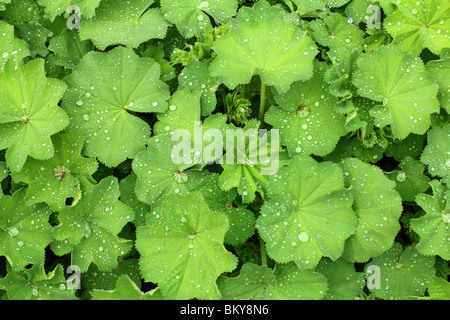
[
  {"x1": 0, "y1": 264, "x2": 76, "y2": 300},
  {"x1": 160, "y1": 0, "x2": 237, "y2": 38},
  {"x1": 365, "y1": 243, "x2": 435, "y2": 300},
  {"x1": 426, "y1": 276, "x2": 450, "y2": 300},
  {"x1": 135, "y1": 192, "x2": 238, "y2": 300},
  {"x1": 153, "y1": 89, "x2": 227, "y2": 143},
  {"x1": 352, "y1": 44, "x2": 440, "y2": 139},
  {"x1": 427, "y1": 48, "x2": 450, "y2": 114},
  {"x1": 48, "y1": 29, "x2": 93, "y2": 70},
  {"x1": 62, "y1": 46, "x2": 170, "y2": 167},
  {"x1": 133, "y1": 134, "x2": 212, "y2": 207},
  {"x1": 183, "y1": 171, "x2": 255, "y2": 245},
  {"x1": 341, "y1": 157, "x2": 403, "y2": 263},
  {"x1": 91, "y1": 275, "x2": 163, "y2": 300},
  {"x1": 209, "y1": 0, "x2": 318, "y2": 93},
  {"x1": 37, "y1": 0, "x2": 102, "y2": 21},
  {"x1": 0, "y1": 162, "x2": 7, "y2": 197},
  {"x1": 0, "y1": 21, "x2": 29, "y2": 72},
  {"x1": 315, "y1": 258, "x2": 365, "y2": 300},
  {"x1": 119, "y1": 173, "x2": 151, "y2": 228},
  {"x1": 309, "y1": 12, "x2": 364, "y2": 51},
  {"x1": 53, "y1": 176, "x2": 135, "y2": 272},
  {"x1": 178, "y1": 60, "x2": 220, "y2": 116},
  {"x1": 387, "y1": 156, "x2": 430, "y2": 202},
  {"x1": 410, "y1": 180, "x2": 449, "y2": 260},
  {"x1": 257, "y1": 155, "x2": 357, "y2": 270},
  {"x1": 218, "y1": 262, "x2": 328, "y2": 300},
  {"x1": 10, "y1": 133, "x2": 98, "y2": 211},
  {"x1": 420, "y1": 123, "x2": 450, "y2": 185},
  {"x1": 384, "y1": 0, "x2": 450, "y2": 55},
  {"x1": 79, "y1": 0, "x2": 170, "y2": 50},
  {"x1": 0, "y1": 0, "x2": 52, "y2": 57},
  {"x1": 81, "y1": 258, "x2": 141, "y2": 294},
  {"x1": 0, "y1": 188, "x2": 53, "y2": 271},
  {"x1": 265, "y1": 61, "x2": 346, "y2": 156},
  {"x1": 218, "y1": 120, "x2": 284, "y2": 203},
  {"x1": 0, "y1": 59, "x2": 69, "y2": 172},
  {"x1": 385, "y1": 134, "x2": 426, "y2": 162}
]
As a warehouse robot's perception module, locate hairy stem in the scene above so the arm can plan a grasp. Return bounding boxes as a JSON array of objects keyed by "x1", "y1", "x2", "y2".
[
  {"x1": 258, "y1": 80, "x2": 266, "y2": 123},
  {"x1": 258, "y1": 233, "x2": 268, "y2": 266}
]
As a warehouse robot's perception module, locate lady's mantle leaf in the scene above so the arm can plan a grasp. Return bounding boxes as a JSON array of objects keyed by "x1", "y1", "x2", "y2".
[
  {"x1": 256, "y1": 155, "x2": 357, "y2": 270},
  {"x1": 79, "y1": 0, "x2": 170, "y2": 50},
  {"x1": 0, "y1": 264, "x2": 76, "y2": 300},
  {"x1": 265, "y1": 61, "x2": 346, "y2": 157},
  {"x1": 426, "y1": 276, "x2": 450, "y2": 300},
  {"x1": 160, "y1": 0, "x2": 238, "y2": 38},
  {"x1": 352, "y1": 45, "x2": 439, "y2": 139},
  {"x1": 53, "y1": 176, "x2": 135, "y2": 272},
  {"x1": 10, "y1": 133, "x2": 98, "y2": 211},
  {"x1": 219, "y1": 120, "x2": 288, "y2": 203},
  {"x1": 62, "y1": 46, "x2": 170, "y2": 167},
  {"x1": 0, "y1": 59, "x2": 69, "y2": 172},
  {"x1": 387, "y1": 156, "x2": 430, "y2": 202},
  {"x1": 0, "y1": 188, "x2": 53, "y2": 271},
  {"x1": 0, "y1": 162, "x2": 8, "y2": 197},
  {"x1": 315, "y1": 258, "x2": 365, "y2": 300},
  {"x1": 420, "y1": 123, "x2": 450, "y2": 185},
  {"x1": 135, "y1": 192, "x2": 238, "y2": 300},
  {"x1": 91, "y1": 275, "x2": 163, "y2": 300},
  {"x1": 309, "y1": 12, "x2": 364, "y2": 51},
  {"x1": 384, "y1": 0, "x2": 450, "y2": 55},
  {"x1": 209, "y1": 0, "x2": 318, "y2": 93},
  {"x1": 427, "y1": 48, "x2": 450, "y2": 113},
  {"x1": 119, "y1": 173, "x2": 151, "y2": 228},
  {"x1": 365, "y1": 243, "x2": 435, "y2": 300},
  {"x1": 178, "y1": 60, "x2": 220, "y2": 116},
  {"x1": 154, "y1": 89, "x2": 226, "y2": 142},
  {"x1": 0, "y1": 21, "x2": 29, "y2": 72},
  {"x1": 410, "y1": 180, "x2": 449, "y2": 260},
  {"x1": 37, "y1": 0, "x2": 102, "y2": 21},
  {"x1": 218, "y1": 262, "x2": 328, "y2": 300},
  {"x1": 341, "y1": 158, "x2": 403, "y2": 263},
  {"x1": 48, "y1": 29, "x2": 93, "y2": 70}
]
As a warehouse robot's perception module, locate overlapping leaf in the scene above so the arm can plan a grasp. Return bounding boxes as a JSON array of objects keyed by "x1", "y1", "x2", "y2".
[
  {"x1": 79, "y1": 0, "x2": 170, "y2": 50},
  {"x1": 257, "y1": 155, "x2": 357, "y2": 270},
  {"x1": 420, "y1": 123, "x2": 450, "y2": 184},
  {"x1": 0, "y1": 188, "x2": 53, "y2": 271},
  {"x1": 0, "y1": 21, "x2": 29, "y2": 72},
  {"x1": 0, "y1": 264, "x2": 76, "y2": 300},
  {"x1": 0, "y1": 59, "x2": 69, "y2": 172},
  {"x1": 136, "y1": 192, "x2": 238, "y2": 300},
  {"x1": 384, "y1": 0, "x2": 450, "y2": 55},
  {"x1": 352, "y1": 45, "x2": 440, "y2": 139},
  {"x1": 218, "y1": 263, "x2": 328, "y2": 300},
  {"x1": 365, "y1": 243, "x2": 435, "y2": 299},
  {"x1": 410, "y1": 180, "x2": 449, "y2": 260},
  {"x1": 210, "y1": 0, "x2": 318, "y2": 93},
  {"x1": 62, "y1": 46, "x2": 170, "y2": 167},
  {"x1": 265, "y1": 61, "x2": 346, "y2": 156},
  {"x1": 160, "y1": 0, "x2": 237, "y2": 38},
  {"x1": 341, "y1": 158, "x2": 403, "y2": 263},
  {"x1": 52, "y1": 176, "x2": 135, "y2": 272},
  {"x1": 10, "y1": 133, "x2": 98, "y2": 211},
  {"x1": 91, "y1": 275, "x2": 163, "y2": 300}
]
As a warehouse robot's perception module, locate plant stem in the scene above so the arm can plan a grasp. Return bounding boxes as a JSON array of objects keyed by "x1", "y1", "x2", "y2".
[
  {"x1": 258, "y1": 80, "x2": 266, "y2": 123},
  {"x1": 258, "y1": 233, "x2": 268, "y2": 266}
]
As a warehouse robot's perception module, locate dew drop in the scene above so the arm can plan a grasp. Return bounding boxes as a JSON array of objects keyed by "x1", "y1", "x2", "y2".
[
  {"x1": 298, "y1": 232, "x2": 309, "y2": 242},
  {"x1": 7, "y1": 227, "x2": 19, "y2": 237},
  {"x1": 396, "y1": 170, "x2": 407, "y2": 182}
]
